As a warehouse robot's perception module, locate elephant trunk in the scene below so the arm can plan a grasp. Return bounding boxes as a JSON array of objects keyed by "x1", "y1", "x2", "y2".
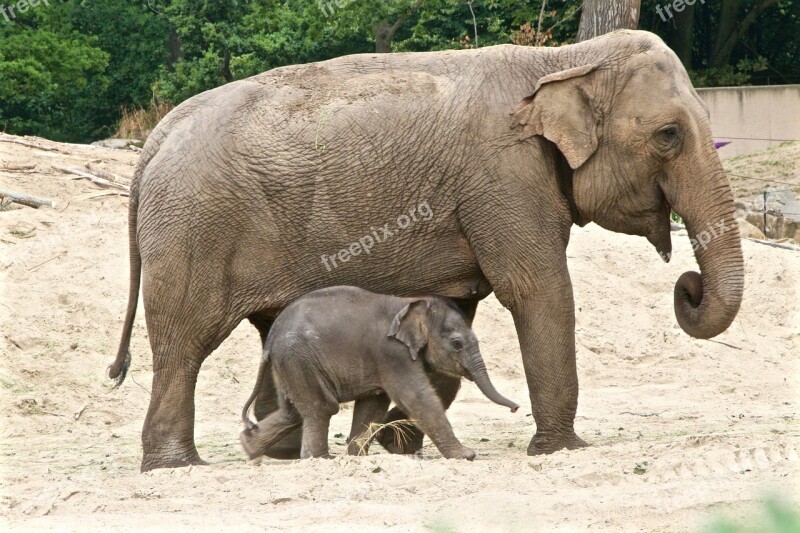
[
  {"x1": 668, "y1": 162, "x2": 744, "y2": 339},
  {"x1": 463, "y1": 350, "x2": 519, "y2": 412}
]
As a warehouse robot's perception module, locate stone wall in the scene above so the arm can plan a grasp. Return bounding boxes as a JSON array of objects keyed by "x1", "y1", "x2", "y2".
[{"x1": 696, "y1": 85, "x2": 800, "y2": 159}]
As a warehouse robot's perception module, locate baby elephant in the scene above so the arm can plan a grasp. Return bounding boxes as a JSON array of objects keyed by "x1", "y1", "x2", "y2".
[{"x1": 240, "y1": 286, "x2": 518, "y2": 461}]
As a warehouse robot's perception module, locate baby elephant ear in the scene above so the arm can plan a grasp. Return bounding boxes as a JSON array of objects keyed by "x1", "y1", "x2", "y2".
[
  {"x1": 388, "y1": 300, "x2": 430, "y2": 360},
  {"x1": 510, "y1": 63, "x2": 601, "y2": 170}
]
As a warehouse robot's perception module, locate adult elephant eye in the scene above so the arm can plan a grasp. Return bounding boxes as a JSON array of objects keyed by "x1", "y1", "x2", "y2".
[{"x1": 654, "y1": 125, "x2": 681, "y2": 151}]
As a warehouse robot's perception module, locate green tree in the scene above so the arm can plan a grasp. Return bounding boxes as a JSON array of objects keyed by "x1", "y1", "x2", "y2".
[{"x1": 0, "y1": 28, "x2": 109, "y2": 141}]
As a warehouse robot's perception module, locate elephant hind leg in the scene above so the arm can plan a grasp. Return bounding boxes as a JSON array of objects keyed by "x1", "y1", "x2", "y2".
[
  {"x1": 240, "y1": 403, "x2": 303, "y2": 460},
  {"x1": 140, "y1": 270, "x2": 244, "y2": 472},
  {"x1": 347, "y1": 394, "x2": 391, "y2": 456},
  {"x1": 142, "y1": 332, "x2": 234, "y2": 471},
  {"x1": 246, "y1": 313, "x2": 303, "y2": 459}
]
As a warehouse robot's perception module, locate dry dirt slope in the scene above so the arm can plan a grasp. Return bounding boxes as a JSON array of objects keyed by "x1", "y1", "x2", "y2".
[{"x1": 0, "y1": 136, "x2": 798, "y2": 531}]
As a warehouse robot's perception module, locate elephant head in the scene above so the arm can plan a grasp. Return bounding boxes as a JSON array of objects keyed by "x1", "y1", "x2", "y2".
[
  {"x1": 388, "y1": 298, "x2": 520, "y2": 412},
  {"x1": 511, "y1": 31, "x2": 743, "y2": 339}
]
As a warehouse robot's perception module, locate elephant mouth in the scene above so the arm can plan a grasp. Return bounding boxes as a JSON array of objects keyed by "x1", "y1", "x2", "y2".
[{"x1": 646, "y1": 184, "x2": 673, "y2": 263}]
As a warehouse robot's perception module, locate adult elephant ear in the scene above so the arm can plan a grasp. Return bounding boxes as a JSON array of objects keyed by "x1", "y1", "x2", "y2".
[
  {"x1": 388, "y1": 300, "x2": 430, "y2": 361},
  {"x1": 510, "y1": 64, "x2": 602, "y2": 169}
]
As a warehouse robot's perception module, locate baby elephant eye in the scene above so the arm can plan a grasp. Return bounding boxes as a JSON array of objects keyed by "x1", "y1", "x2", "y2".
[{"x1": 451, "y1": 338, "x2": 464, "y2": 350}]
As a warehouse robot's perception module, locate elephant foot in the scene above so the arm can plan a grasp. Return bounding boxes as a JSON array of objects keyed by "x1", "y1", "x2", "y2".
[
  {"x1": 140, "y1": 448, "x2": 208, "y2": 472},
  {"x1": 376, "y1": 407, "x2": 424, "y2": 454},
  {"x1": 240, "y1": 428, "x2": 303, "y2": 460},
  {"x1": 443, "y1": 445, "x2": 476, "y2": 461},
  {"x1": 526, "y1": 431, "x2": 589, "y2": 456},
  {"x1": 240, "y1": 429, "x2": 262, "y2": 460},
  {"x1": 376, "y1": 421, "x2": 424, "y2": 455},
  {"x1": 261, "y1": 429, "x2": 302, "y2": 460}
]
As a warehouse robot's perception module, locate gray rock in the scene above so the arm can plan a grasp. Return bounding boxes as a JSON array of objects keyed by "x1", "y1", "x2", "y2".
[
  {"x1": 737, "y1": 217, "x2": 766, "y2": 240},
  {"x1": 91, "y1": 138, "x2": 143, "y2": 150}
]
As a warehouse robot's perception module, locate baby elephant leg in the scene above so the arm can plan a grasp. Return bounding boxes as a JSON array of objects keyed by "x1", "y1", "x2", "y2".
[
  {"x1": 240, "y1": 404, "x2": 303, "y2": 460},
  {"x1": 347, "y1": 393, "x2": 391, "y2": 456},
  {"x1": 378, "y1": 372, "x2": 461, "y2": 454},
  {"x1": 387, "y1": 380, "x2": 475, "y2": 461},
  {"x1": 300, "y1": 416, "x2": 334, "y2": 459},
  {"x1": 299, "y1": 398, "x2": 339, "y2": 459}
]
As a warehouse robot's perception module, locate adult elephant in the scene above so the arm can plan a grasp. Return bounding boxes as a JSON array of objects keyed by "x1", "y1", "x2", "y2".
[{"x1": 109, "y1": 30, "x2": 744, "y2": 472}]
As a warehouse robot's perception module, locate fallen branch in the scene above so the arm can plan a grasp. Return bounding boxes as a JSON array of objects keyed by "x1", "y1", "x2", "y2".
[
  {"x1": 73, "y1": 190, "x2": 129, "y2": 201},
  {"x1": 0, "y1": 133, "x2": 69, "y2": 154},
  {"x1": 74, "y1": 403, "x2": 90, "y2": 421},
  {"x1": 743, "y1": 237, "x2": 800, "y2": 251},
  {"x1": 1, "y1": 163, "x2": 37, "y2": 172},
  {"x1": 0, "y1": 188, "x2": 56, "y2": 208},
  {"x1": 51, "y1": 164, "x2": 129, "y2": 191},
  {"x1": 84, "y1": 163, "x2": 131, "y2": 184},
  {"x1": 27, "y1": 251, "x2": 67, "y2": 272}
]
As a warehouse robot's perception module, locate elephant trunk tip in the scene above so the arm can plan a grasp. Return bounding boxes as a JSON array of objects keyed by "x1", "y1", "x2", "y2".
[{"x1": 674, "y1": 270, "x2": 742, "y2": 340}]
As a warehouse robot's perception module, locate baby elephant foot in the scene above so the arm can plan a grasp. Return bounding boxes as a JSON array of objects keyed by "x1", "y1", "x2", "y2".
[
  {"x1": 527, "y1": 431, "x2": 588, "y2": 456},
  {"x1": 376, "y1": 422, "x2": 424, "y2": 455},
  {"x1": 239, "y1": 428, "x2": 262, "y2": 460},
  {"x1": 443, "y1": 445, "x2": 476, "y2": 461},
  {"x1": 300, "y1": 450, "x2": 335, "y2": 459}
]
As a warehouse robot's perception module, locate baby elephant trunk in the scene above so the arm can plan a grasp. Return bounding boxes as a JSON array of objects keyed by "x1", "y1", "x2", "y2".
[{"x1": 463, "y1": 350, "x2": 519, "y2": 412}]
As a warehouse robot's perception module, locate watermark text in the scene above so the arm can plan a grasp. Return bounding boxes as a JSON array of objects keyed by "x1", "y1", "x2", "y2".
[
  {"x1": 1, "y1": 0, "x2": 49, "y2": 23},
  {"x1": 655, "y1": 0, "x2": 705, "y2": 23},
  {"x1": 321, "y1": 201, "x2": 434, "y2": 272}
]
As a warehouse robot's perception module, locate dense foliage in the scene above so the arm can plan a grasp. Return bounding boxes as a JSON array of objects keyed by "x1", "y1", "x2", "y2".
[{"x1": 1, "y1": 0, "x2": 797, "y2": 142}]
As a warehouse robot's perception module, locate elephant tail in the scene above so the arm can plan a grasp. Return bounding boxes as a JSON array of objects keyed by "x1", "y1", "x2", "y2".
[
  {"x1": 241, "y1": 350, "x2": 270, "y2": 431},
  {"x1": 107, "y1": 180, "x2": 141, "y2": 388}
]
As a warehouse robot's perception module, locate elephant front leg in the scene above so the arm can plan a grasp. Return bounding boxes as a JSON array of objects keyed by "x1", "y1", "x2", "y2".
[
  {"x1": 377, "y1": 372, "x2": 461, "y2": 454},
  {"x1": 511, "y1": 290, "x2": 588, "y2": 455},
  {"x1": 301, "y1": 416, "x2": 335, "y2": 459},
  {"x1": 386, "y1": 380, "x2": 475, "y2": 461},
  {"x1": 347, "y1": 393, "x2": 391, "y2": 456}
]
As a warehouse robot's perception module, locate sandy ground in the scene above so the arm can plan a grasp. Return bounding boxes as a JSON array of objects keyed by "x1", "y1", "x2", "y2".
[{"x1": 1, "y1": 136, "x2": 798, "y2": 531}]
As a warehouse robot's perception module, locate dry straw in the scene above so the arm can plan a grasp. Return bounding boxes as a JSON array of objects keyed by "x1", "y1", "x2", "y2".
[{"x1": 351, "y1": 419, "x2": 416, "y2": 456}]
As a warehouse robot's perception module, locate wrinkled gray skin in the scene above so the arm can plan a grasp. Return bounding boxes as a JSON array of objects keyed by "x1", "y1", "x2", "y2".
[
  {"x1": 239, "y1": 286, "x2": 519, "y2": 461},
  {"x1": 109, "y1": 30, "x2": 744, "y2": 471}
]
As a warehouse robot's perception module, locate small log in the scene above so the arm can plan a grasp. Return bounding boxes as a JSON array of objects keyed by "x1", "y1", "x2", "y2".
[
  {"x1": 84, "y1": 163, "x2": 131, "y2": 184},
  {"x1": 51, "y1": 164, "x2": 129, "y2": 191},
  {"x1": 0, "y1": 133, "x2": 67, "y2": 153},
  {"x1": 1, "y1": 163, "x2": 37, "y2": 172},
  {"x1": 0, "y1": 188, "x2": 56, "y2": 208},
  {"x1": 73, "y1": 190, "x2": 129, "y2": 201}
]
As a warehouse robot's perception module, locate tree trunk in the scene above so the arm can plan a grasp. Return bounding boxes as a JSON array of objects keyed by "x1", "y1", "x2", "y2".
[
  {"x1": 672, "y1": 3, "x2": 695, "y2": 69},
  {"x1": 711, "y1": 0, "x2": 740, "y2": 67},
  {"x1": 166, "y1": 28, "x2": 182, "y2": 72},
  {"x1": 711, "y1": 0, "x2": 780, "y2": 67},
  {"x1": 373, "y1": 19, "x2": 404, "y2": 53},
  {"x1": 220, "y1": 47, "x2": 233, "y2": 82},
  {"x1": 576, "y1": 0, "x2": 640, "y2": 42}
]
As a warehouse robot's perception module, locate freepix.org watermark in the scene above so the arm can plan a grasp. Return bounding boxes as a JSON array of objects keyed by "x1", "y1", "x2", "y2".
[
  {"x1": 318, "y1": 0, "x2": 356, "y2": 18},
  {"x1": 655, "y1": 0, "x2": 706, "y2": 22},
  {"x1": 321, "y1": 201, "x2": 433, "y2": 271},
  {"x1": 1, "y1": 0, "x2": 48, "y2": 23}
]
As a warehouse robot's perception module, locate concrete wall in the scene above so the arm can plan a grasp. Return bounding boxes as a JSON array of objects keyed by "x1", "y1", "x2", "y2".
[{"x1": 696, "y1": 85, "x2": 800, "y2": 159}]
